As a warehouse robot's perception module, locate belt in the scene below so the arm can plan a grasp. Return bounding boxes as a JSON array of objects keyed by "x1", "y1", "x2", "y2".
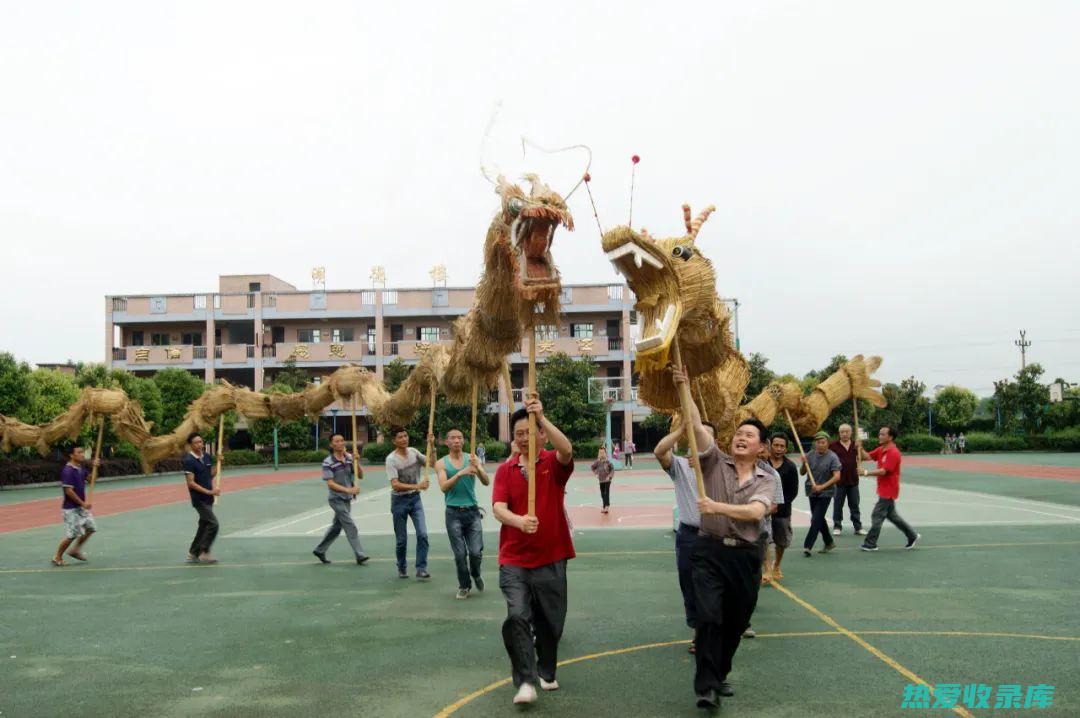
[
  {"x1": 699, "y1": 533, "x2": 757, "y2": 550},
  {"x1": 447, "y1": 505, "x2": 479, "y2": 511}
]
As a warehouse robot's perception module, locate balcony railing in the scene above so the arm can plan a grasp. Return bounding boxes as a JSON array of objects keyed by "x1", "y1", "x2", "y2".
[
  {"x1": 608, "y1": 336, "x2": 623, "y2": 351},
  {"x1": 262, "y1": 345, "x2": 275, "y2": 358},
  {"x1": 214, "y1": 346, "x2": 223, "y2": 359},
  {"x1": 111, "y1": 298, "x2": 128, "y2": 311},
  {"x1": 112, "y1": 347, "x2": 126, "y2": 360},
  {"x1": 193, "y1": 346, "x2": 207, "y2": 359},
  {"x1": 246, "y1": 344, "x2": 255, "y2": 358}
]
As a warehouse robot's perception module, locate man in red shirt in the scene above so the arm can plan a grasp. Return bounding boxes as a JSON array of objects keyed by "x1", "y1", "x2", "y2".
[
  {"x1": 492, "y1": 395, "x2": 575, "y2": 706},
  {"x1": 858, "y1": 426, "x2": 920, "y2": 551}
]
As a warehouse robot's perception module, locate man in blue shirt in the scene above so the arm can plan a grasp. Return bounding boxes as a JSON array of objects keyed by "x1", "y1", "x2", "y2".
[
  {"x1": 52, "y1": 443, "x2": 100, "y2": 566},
  {"x1": 183, "y1": 432, "x2": 221, "y2": 564}
]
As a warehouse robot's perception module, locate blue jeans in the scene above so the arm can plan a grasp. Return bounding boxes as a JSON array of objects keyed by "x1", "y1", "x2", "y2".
[
  {"x1": 391, "y1": 493, "x2": 429, "y2": 572},
  {"x1": 675, "y1": 523, "x2": 699, "y2": 628},
  {"x1": 446, "y1": 506, "x2": 484, "y2": 590}
]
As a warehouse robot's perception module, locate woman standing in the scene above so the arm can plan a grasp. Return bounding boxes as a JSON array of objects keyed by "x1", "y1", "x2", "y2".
[{"x1": 591, "y1": 447, "x2": 615, "y2": 514}]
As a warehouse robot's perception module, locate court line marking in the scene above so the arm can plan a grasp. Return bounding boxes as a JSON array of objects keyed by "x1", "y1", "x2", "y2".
[
  {"x1": 905, "y1": 483, "x2": 1080, "y2": 515},
  {"x1": 431, "y1": 629, "x2": 1080, "y2": 716},
  {"x1": 771, "y1": 581, "x2": 974, "y2": 718},
  {"x1": 6, "y1": 540, "x2": 1080, "y2": 576}
]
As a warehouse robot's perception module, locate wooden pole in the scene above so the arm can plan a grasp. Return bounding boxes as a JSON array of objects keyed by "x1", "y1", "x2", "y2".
[
  {"x1": 527, "y1": 333, "x2": 537, "y2": 516},
  {"x1": 86, "y1": 416, "x2": 105, "y2": 505},
  {"x1": 784, "y1": 409, "x2": 816, "y2": 486},
  {"x1": 852, "y1": 397, "x2": 865, "y2": 464},
  {"x1": 351, "y1": 394, "x2": 361, "y2": 482},
  {"x1": 470, "y1": 381, "x2": 478, "y2": 459},
  {"x1": 671, "y1": 342, "x2": 706, "y2": 499},
  {"x1": 501, "y1": 363, "x2": 514, "y2": 408},
  {"x1": 696, "y1": 381, "x2": 710, "y2": 422},
  {"x1": 213, "y1": 414, "x2": 224, "y2": 505},
  {"x1": 424, "y1": 381, "x2": 436, "y2": 487}
]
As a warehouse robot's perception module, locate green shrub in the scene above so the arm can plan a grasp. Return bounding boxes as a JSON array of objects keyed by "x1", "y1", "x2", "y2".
[
  {"x1": 963, "y1": 432, "x2": 1029, "y2": 452},
  {"x1": 221, "y1": 449, "x2": 267, "y2": 466},
  {"x1": 896, "y1": 434, "x2": 944, "y2": 453},
  {"x1": 362, "y1": 442, "x2": 394, "y2": 464},
  {"x1": 1029, "y1": 429, "x2": 1080, "y2": 452},
  {"x1": 574, "y1": 440, "x2": 603, "y2": 459},
  {"x1": 483, "y1": 440, "x2": 509, "y2": 461}
]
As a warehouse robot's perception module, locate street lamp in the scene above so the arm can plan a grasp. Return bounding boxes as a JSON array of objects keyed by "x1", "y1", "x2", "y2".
[
  {"x1": 331, "y1": 407, "x2": 339, "y2": 435},
  {"x1": 927, "y1": 385, "x2": 945, "y2": 435}
]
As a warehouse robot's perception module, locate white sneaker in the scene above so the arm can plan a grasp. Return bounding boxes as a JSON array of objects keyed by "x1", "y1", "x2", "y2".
[
  {"x1": 832, "y1": 527, "x2": 841, "y2": 536},
  {"x1": 540, "y1": 678, "x2": 560, "y2": 691},
  {"x1": 855, "y1": 529, "x2": 868, "y2": 536},
  {"x1": 513, "y1": 683, "x2": 538, "y2": 704}
]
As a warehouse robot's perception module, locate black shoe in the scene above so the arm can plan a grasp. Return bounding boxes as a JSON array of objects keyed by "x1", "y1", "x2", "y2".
[
  {"x1": 719, "y1": 681, "x2": 734, "y2": 697},
  {"x1": 355, "y1": 554, "x2": 370, "y2": 565},
  {"x1": 695, "y1": 689, "x2": 720, "y2": 709},
  {"x1": 905, "y1": 534, "x2": 921, "y2": 550},
  {"x1": 803, "y1": 548, "x2": 812, "y2": 557},
  {"x1": 313, "y1": 551, "x2": 330, "y2": 565},
  {"x1": 859, "y1": 543, "x2": 879, "y2": 552},
  {"x1": 474, "y1": 575, "x2": 485, "y2": 592},
  {"x1": 416, "y1": 569, "x2": 431, "y2": 580},
  {"x1": 398, "y1": 568, "x2": 409, "y2": 579}
]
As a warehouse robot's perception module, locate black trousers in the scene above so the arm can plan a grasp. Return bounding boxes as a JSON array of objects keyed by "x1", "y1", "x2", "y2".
[
  {"x1": 499, "y1": 560, "x2": 568, "y2": 687},
  {"x1": 804, "y1": 495, "x2": 835, "y2": 550},
  {"x1": 189, "y1": 503, "x2": 219, "y2": 556},
  {"x1": 599, "y1": 481, "x2": 611, "y2": 508},
  {"x1": 832, "y1": 484, "x2": 862, "y2": 530},
  {"x1": 675, "y1": 523, "x2": 699, "y2": 628},
  {"x1": 691, "y1": 537, "x2": 761, "y2": 693}
]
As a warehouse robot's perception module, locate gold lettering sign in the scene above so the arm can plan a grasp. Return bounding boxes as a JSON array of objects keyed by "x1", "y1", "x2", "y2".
[
  {"x1": 370, "y1": 265, "x2": 387, "y2": 287},
  {"x1": 165, "y1": 348, "x2": 182, "y2": 360},
  {"x1": 414, "y1": 341, "x2": 431, "y2": 356},
  {"x1": 329, "y1": 343, "x2": 346, "y2": 359},
  {"x1": 290, "y1": 343, "x2": 310, "y2": 359},
  {"x1": 577, "y1": 338, "x2": 594, "y2": 354},
  {"x1": 133, "y1": 348, "x2": 150, "y2": 362},
  {"x1": 429, "y1": 264, "x2": 447, "y2": 286},
  {"x1": 538, "y1": 340, "x2": 555, "y2": 354}
]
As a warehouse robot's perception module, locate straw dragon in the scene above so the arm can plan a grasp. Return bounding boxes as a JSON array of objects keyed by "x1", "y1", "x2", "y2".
[
  {"x1": 0, "y1": 176, "x2": 572, "y2": 471},
  {"x1": 601, "y1": 203, "x2": 886, "y2": 446}
]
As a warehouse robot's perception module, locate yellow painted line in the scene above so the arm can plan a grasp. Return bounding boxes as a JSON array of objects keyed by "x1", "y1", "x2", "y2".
[
  {"x1": 772, "y1": 581, "x2": 975, "y2": 718},
  {"x1": 859, "y1": 630, "x2": 1080, "y2": 642}
]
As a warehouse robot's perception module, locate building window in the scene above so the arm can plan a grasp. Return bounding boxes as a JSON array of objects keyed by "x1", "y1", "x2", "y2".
[
  {"x1": 131, "y1": 331, "x2": 144, "y2": 346},
  {"x1": 151, "y1": 333, "x2": 171, "y2": 346},
  {"x1": 534, "y1": 324, "x2": 559, "y2": 341},
  {"x1": 298, "y1": 329, "x2": 322, "y2": 344},
  {"x1": 213, "y1": 295, "x2": 221, "y2": 309},
  {"x1": 361, "y1": 290, "x2": 375, "y2": 305},
  {"x1": 194, "y1": 295, "x2": 206, "y2": 310},
  {"x1": 332, "y1": 328, "x2": 355, "y2": 342},
  {"x1": 181, "y1": 332, "x2": 203, "y2": 345},
  {"x1": 418, "y1": 327, "x2": 440, "y2": 342},
  {"x1": 571, "y1": 323, "x2": 593, "y2": 339},
  {"x1": 367, "y1": 326, "x2": 376, "y2": 354}
]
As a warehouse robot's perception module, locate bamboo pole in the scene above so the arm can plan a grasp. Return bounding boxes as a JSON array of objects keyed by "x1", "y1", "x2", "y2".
[
  {"x1": 423, "y1": 381, "x2": 436, "y2": 488},
  {"x1": 213, "y1": 414, "x2": 224, "y2": 505},
  {"x1": 86, "y1": 416, "x2": 105, "y2": 506},
  {"x1": 501, "y1": 363, "x2": 514, "y2": 409},
  {"x1": 351, "y1": 394, "x2": 361, "y2": 482},
  {"x1": 671, "y1": 342, "x2": 706, "y2": 499},
  {"x1": 470, "y1": 382, "x2": 478, "y2": 459},
  {"x1": 696, "y1": 381, "x2": 710, "y2": 423},
  {"x1": 784, "y1": 409, "x2": 816, "y2": 487},
  {"x1": 527, "y1": 333, "x2": 537, "y2": 516},
  {"x1": 852, "y1": 397, "x2": 865, "y2": 464}
]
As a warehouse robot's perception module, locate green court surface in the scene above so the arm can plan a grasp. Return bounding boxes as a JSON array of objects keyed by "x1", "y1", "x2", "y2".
[{"x1": 1, "y1": 457, "x2": 1077, "y2": 717}]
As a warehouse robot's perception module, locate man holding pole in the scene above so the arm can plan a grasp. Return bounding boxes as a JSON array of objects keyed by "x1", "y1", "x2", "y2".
[
  {"x1": 830, "y1": 424, "x2": 864, "y2": 536},
  {"x1": 183, "y1": 432, "x2": 221, "y2": 564},
  {"x1": 312, "y1": 433, "x2": 370, "y2": 566},
  {"x1": 800, "y1": 431, "x2": 841, "y2": 556},
  {"x1": 385, "y1": 426, "x2": 432, "y2": 580},
  {"x1": 672, "y1": 367, "x2": 773, "y2": 710},
  {"x1": 858, "y1": 426, "x2": 920, "y2": 551},
  {"x1": 51, "y1": 443, "x2": 100, "y2": 566},
  {"x1": 437, "y1": 427, "x2": 490, "y2": 599},
  {"x1": 492, "y1": 396, "x2": 574, "y2": 706}
]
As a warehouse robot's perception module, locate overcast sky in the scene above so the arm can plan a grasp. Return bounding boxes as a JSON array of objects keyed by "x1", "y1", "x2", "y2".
[{"x1": 2, "y1": 1, "x2": 1077, "y2": 396}]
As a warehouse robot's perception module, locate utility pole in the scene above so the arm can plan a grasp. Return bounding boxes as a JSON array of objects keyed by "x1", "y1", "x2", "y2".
[{"x1": 1014, "y1": 330, "x2": 1031, "y2": 370}]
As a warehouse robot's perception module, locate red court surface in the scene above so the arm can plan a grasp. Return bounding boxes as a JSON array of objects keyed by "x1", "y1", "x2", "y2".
[
  {"x1": 905, "y1": 456, "x2": 1080, "y2": 482},
  {"x1": 0, "y1": 469, "x2": 315, "y2": 534}
]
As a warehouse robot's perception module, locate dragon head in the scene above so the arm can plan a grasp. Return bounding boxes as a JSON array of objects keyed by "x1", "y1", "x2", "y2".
[
  {"x1": 602, "y1": 204, "x2": 734, "y2": 377},
  {"x1": 495, "y1": 174, "x2": 573, "y2": 294}
]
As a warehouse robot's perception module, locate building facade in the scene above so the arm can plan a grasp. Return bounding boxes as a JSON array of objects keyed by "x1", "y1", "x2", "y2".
[{"x1": 106, "y1": 274, "x2": 647, "y2": 444}]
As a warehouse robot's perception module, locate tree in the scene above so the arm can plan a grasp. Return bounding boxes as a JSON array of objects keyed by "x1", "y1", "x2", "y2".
[
  {"x1": 250, "y1": 382, "x2": 312, "y2": 449},
  {"x1": 931, "y1": 386, "x2": 978, "y2": 432},
  {"x1": 26, "y1": 369, "x2": 80, "y2": 425},
  {"x1": 152, "y1": 368, "x2": 207, "y2": 435},
  {"x1": 0, "y1": 352, "x2": 34, "y2": 421},
  {"x1": 535, "y1": 353, "x2": 605, "y2": 444},
  {"x1": 862, "y1": 377, "x2": 929, "y2": 437},
  {"x1": 994, "y1": 364, "x2": 1050, "y2": 435},
  {"x1": 744, "y1": 352, "x2": 775, "y2": 400}
]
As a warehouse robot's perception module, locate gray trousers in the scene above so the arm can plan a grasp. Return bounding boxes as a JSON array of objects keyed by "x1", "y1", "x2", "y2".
[
  {"x1": 863, "y1": 498, "x2": 917, "y2": 548},
  {"x1": 314, "y1": 498, "x2": 366, "y2": 558},
  {"x1": 499, "y1": 560, "x2": 567, "y2": 688}
]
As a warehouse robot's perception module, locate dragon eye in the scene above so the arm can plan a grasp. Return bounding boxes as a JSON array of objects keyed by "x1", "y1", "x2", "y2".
[
  {"x1": 508, "y1": 198, "x2": 526, "y2": 217},
  {"x1": 672, "y1": 245, "x2": 694, "y2": 261}
]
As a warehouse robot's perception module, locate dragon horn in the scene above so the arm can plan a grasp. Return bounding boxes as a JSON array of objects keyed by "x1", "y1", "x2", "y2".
[
  {"x1": 682, "y1": 204, "x2": 693, "y2": 235},
  {"x1": 689, "y1": 205, "x2": 716, "y2": 240}
]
